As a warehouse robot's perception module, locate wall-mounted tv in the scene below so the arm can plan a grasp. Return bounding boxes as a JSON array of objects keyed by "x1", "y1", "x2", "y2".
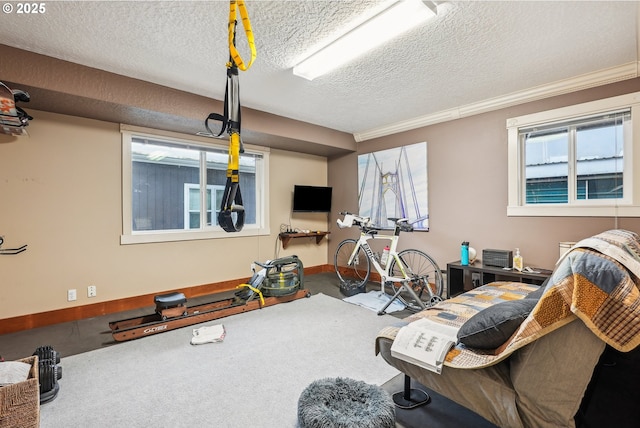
[{"x1": 292, "y1": 185, "x2": 332, "y2": 213}]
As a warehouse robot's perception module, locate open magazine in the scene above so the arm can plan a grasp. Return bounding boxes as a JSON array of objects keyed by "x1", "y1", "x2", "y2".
[{"x1": 390, "y1": 317, "x2": 459, "y2": 374}]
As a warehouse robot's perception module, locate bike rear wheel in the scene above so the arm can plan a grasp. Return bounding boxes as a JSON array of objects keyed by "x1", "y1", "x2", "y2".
[
  {"x1": 334, "y1": 239, "x2": 370, "y2": 291},
  {"x1": 388, "y1": 249, "x2": 443, "y2": 310}
]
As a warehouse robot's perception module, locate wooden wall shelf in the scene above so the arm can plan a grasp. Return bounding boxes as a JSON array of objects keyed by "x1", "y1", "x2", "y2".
[{"x1": 278, "y1": 231, "x2": 329, "y2": 249}]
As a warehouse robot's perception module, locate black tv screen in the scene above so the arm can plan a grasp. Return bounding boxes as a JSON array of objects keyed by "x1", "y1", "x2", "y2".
[{"x1": 292, "y1": 185, "x2": 332, "y2": 212}]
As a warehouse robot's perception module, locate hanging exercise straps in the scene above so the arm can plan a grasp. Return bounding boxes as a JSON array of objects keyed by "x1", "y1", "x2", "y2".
[{"x1": 205, "y1": 0, "x2": 256, "y2": 232}]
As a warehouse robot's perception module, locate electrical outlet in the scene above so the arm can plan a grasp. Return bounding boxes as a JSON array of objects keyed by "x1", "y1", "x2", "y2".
[
  {"x1": 67, "y1": 289, "x2": 77, "y2": 302},
  {"x1": 471, "y1": 273, "x2": 482, "y2": 288},
  {"x1": 88, "y1": 285, "x2": 97, "y2": 298}
]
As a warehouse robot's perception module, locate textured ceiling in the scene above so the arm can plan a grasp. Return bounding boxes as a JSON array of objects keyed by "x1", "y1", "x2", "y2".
[{"x1": 0, "y1": 1, "x2": 638, "y2": 140}]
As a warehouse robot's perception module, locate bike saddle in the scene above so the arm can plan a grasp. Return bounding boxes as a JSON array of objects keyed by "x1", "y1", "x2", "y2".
[
  {"x1": 399, "y1": 223, "x2": 413, "y2": 232},
  {"x1": 388, "y1": 217, "x2": 409, "y2": 224}
]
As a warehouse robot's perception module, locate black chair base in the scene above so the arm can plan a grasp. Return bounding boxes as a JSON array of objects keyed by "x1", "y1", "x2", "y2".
[{"x1": 393, "y1": 374, "x2": 431, "y2": 409}]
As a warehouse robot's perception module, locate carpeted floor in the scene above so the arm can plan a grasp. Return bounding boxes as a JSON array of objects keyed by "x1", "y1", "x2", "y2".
[
  {"x1": 1, "y1": 272, "x2": 496, "y2": 428},
  {"x1": 39, "y1": 293, "x2": 402, "y2": 427}
]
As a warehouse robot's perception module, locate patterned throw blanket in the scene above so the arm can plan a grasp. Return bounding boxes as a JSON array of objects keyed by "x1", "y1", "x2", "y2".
[{"x1": 376, "y1": 229, "x2": 640, "y2": 369}]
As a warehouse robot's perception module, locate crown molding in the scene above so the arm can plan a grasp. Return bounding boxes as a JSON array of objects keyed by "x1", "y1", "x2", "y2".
[{"x1": 354, "y1": 62, "x2": 639, "y2": 142}]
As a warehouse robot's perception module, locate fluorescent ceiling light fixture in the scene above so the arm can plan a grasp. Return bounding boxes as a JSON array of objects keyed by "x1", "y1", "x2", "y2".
[{"x1": 293, "y1": 0, "x2": 437, "y2": 81}]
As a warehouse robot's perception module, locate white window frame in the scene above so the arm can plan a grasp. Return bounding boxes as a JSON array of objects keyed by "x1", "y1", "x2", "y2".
[
  {"x1": 121, "y1": 124, "x2": 270, "y2": 244},
  {"x1": 507, "y1": 92, "x2": 640, "y2": 217},
  {"x1": 184, "y1": 183, "x2": 225, "y2": 230}
]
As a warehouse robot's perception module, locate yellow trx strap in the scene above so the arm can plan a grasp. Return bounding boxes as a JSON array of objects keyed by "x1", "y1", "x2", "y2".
[
  {"x1": 208, "y1": 0, "x2": 257, "y2": 233},
  {"x1": 236, "y1": 283, "x2": 265, "y2": 306},
  {"x1": 227, "y1": 0, "x2": 256, "y2": 71}
]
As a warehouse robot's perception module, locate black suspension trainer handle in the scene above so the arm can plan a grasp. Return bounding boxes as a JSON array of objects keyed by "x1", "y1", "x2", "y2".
[{"x1": 218, "y1": 177, "x2": 245, "y2": 233}]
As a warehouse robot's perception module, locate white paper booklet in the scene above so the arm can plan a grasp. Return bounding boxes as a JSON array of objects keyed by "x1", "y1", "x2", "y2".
[{"x1": 390, "y1": 318, "x2": 459, "y2": 374}]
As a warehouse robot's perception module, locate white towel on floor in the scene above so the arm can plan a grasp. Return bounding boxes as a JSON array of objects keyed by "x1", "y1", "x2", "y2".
[{"x1": 191, "y1": 324, "x2": 226, "y2": 345}]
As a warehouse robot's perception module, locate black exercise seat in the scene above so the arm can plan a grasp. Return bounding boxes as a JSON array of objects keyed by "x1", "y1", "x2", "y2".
[{"x1": 154, "y1": 292, "x2": 187, "y2": 309}]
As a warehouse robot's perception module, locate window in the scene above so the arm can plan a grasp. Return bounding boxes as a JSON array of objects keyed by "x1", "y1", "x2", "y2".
[
  {"x1": 522, "y1": 111, "x2": 627, "y2": 204},
  {"x1": 121, "y1": 125, "x2": 270, "y2": 243},
  {"x1": 184, "y1": 184, "x2": 225, "y2": 230},
  {"x1": 507, "y1": 92, "x2": 640, "y2": 216}
]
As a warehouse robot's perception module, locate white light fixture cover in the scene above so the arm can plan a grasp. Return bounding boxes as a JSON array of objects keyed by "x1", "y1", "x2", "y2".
[{"x1": 293, "y1": 0, "x2": 437, "y2": 81}]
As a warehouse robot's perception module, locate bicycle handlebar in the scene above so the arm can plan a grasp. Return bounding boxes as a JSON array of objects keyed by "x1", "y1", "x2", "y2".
[
  {"x1": 337, "y1": 212, "x2": 371, "y2": 229},
  {"x1": 337, "y1": 212, "x2": 413, "y2": 232}
]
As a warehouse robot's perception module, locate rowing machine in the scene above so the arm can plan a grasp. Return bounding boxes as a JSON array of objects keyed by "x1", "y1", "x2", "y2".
[{"x1": 109, "y1": 255, "x2": 309, "y2": 342}]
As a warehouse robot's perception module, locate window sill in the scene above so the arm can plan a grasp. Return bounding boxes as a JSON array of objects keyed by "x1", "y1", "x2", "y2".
[
  {"x1": 507, "y1": 205, "x2": 640, "y2": 217},
  {"x1": 121, "y1": 226, "x2": 270, "y2": 245}
]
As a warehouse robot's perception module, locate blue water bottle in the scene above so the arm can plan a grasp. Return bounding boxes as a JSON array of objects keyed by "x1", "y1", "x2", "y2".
[{"x1": 461, "y1": 241, "x2": 469, "y2": 266}]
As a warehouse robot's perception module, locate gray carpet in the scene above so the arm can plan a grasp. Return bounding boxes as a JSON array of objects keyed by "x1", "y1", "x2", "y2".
[{"x1": 40, "y1": 293, "x2": 400, "y2": 427}]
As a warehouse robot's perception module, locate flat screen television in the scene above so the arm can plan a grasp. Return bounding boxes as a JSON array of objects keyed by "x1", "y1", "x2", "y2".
[{"x1": 292, "y1": 185, "x2": 332, "y2": 213}]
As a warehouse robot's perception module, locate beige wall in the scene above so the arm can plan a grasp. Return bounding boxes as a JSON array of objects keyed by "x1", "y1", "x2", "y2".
[
  {"x1": 328, "y1": 78, "x2": 640, "y2": 274},
  {"x1": 269, "y1": 149, "x2": 332, "y2": 258},
  {"x1": 0, "y1": 110, "x2": 329, "y2": 319}
]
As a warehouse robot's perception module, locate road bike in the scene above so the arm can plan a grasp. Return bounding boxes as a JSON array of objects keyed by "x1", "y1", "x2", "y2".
[{"x1": 334, "y1": 212, "x2": 444, "y2": 314}]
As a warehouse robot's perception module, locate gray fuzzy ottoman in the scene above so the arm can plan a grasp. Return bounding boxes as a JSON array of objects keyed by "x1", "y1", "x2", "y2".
[{"x1": 298, "y1": 377, "x2": 395, "y2": 428}]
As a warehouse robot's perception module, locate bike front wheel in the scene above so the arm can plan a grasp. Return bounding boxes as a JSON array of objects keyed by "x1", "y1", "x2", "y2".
[
  {"x1": 388, "y1": 249, "x2": 444, "y2": 310},
  {"x1": 334, "y1": 239, "x2": 371, "y2": 291}
]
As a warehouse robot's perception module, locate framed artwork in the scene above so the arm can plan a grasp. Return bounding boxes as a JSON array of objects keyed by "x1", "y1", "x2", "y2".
[{"x1": 357, "y1": 141, "x2": 429, "y2": 230}]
